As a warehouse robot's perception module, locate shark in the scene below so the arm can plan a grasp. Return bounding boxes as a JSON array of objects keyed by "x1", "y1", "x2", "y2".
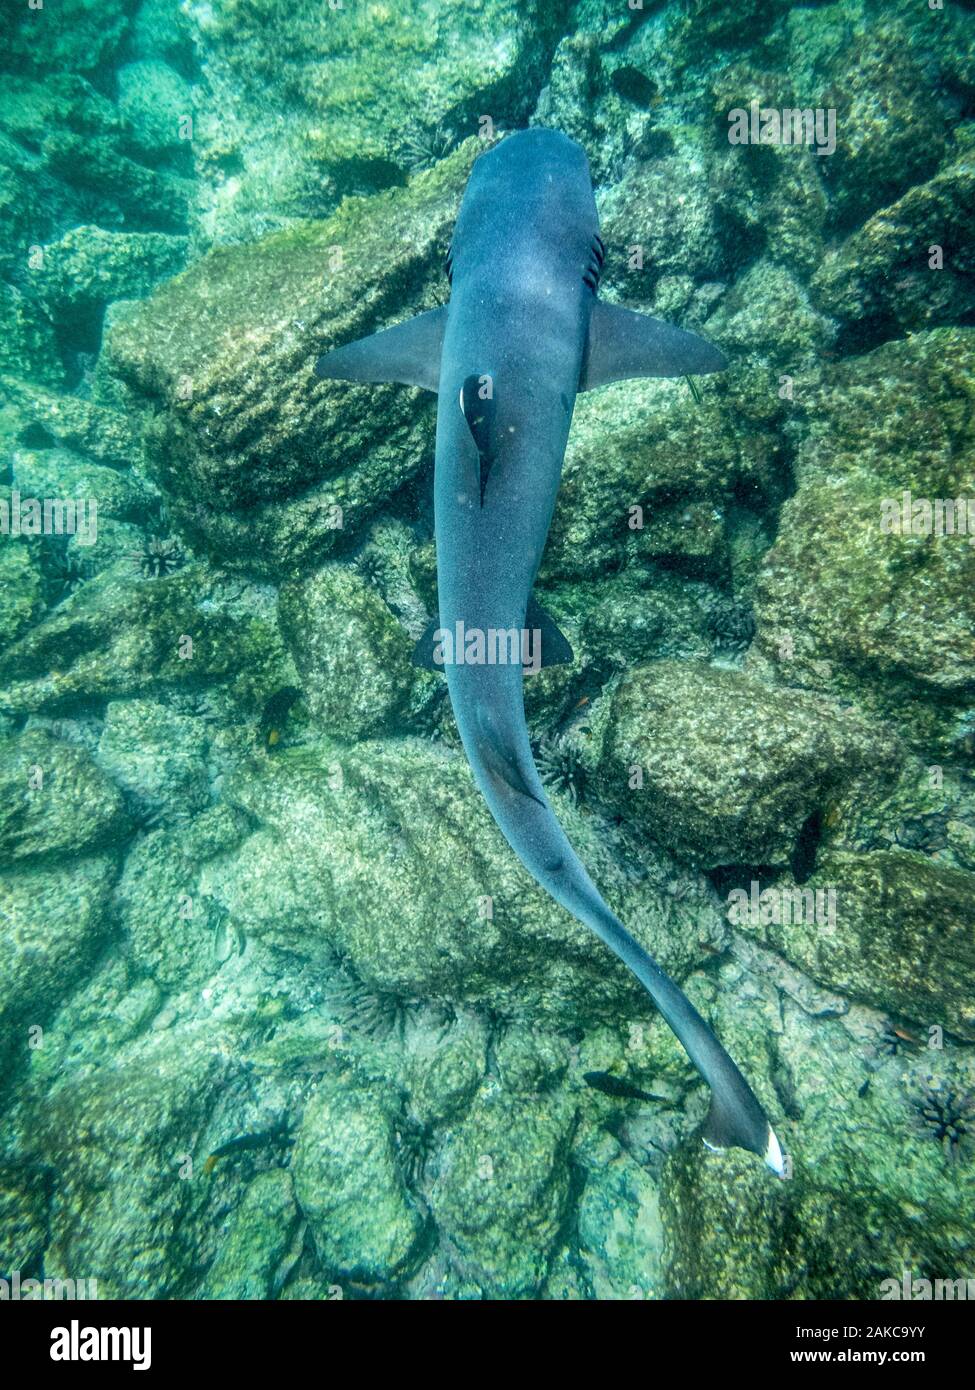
[{"x1": 315, "y1": 127, "x2": 784, "y2": 1175}]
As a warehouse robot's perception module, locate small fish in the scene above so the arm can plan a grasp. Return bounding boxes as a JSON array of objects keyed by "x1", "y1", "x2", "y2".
[
  {"x1": 204, "y1": 1121, "x2": 293, "y2": 1175},
  {"x1": 258, "y1": 685, "x2": 301, "y2": 751},
  {"x1": 583, "y1": 1071, "x2": 669, "y2": 1104},
  {"x1": 684, "y1": 374, "x2": 703, "y2": 406}
]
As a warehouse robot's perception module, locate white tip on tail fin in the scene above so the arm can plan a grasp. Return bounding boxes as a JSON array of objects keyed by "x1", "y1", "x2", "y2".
[
  {"x1": 764, "y1": 1126, "x2": 786, "y2": 1178},
  {"x1": 701, "y1": 1123, "x2": 787, "y2": 1179}
]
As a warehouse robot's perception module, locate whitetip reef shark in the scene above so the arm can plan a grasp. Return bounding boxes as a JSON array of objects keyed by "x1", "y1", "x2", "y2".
[{"x1": 315, "y1": 127, "x2": 784, "y2": 1175}]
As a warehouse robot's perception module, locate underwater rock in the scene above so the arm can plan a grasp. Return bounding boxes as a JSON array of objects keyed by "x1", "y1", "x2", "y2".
[
  {"x1": 0, "y1": 0, "x2": 132, "y2": 79},
  {"x1": 116, "y1": 60, "x2": 194, "y2": 160},
  {"x1": 812, "y1": 139, "x2": 975, "y2": 342},
  {"x1": 597, "y1": 142, "x2": 728, "y2": 297},
  {"x1": 404, "y1": 1016, "x2": 487, "y2": 1128},
  {"x1": 541, "y1": 375, "x2": 782, "y2": 582},
  {"x1": 0, "y1": 854, "x2": 118, "y2": 1071},
  {"x1": 102, "y1": 145, "x2": 480, "y2": 577},
  {"x1": 210, "y1": 739, "x2": 726, "y2": 1027},
  {"x1": 705, "y1": 258, "x2": 836, "y2": 367},
  {"x1": 0, "y1": 564, "x2": 293, "y2": 716},
  {"x1": 0, "y1": 284, "x2": 64, "y2": 389},
  {"x1": 576, "y1": 1143, "x2": 665, "y2": 1300},
  {"x1": 592, "y1": 660, "x2": 895, "y2": 868},
  {"x1": 494, "y1": 1026, "x2": 570, "y2": 1096},
  {"x1": 278, "y1": 565, "x2": 437, "y2": 740},
  {"x1": 24, "y1": 1026, "x2": 236, "y2": 1299},
  {"x1": 0, "y1": 72, "x2": 123, "y2": 150},
  {"x1": 536, "y1": 569, "x2": 716, "y2": 674},
  {"x1": 292, "y1": 1082, "x2": 423, "y2": 1287},
  {"x1": 0, "y1": 1159, "x2": 50, "y2": 1279},
  {"x1": 815, "y1": 26, "x2": 952, "y2": 229},
  {"x1": 663, "y1": 962, "x2": 975, "y2": 1298},
  {"x1": 97, "y1": 698, "x2": 211, "y2": 828},
  {"x1": 41, "y1": 132, "x2": 190, "y2": 233},
  {"x1": 737, "y1": 850, "x2": 975, "y2": 1041},
  {"x1": 115, "y1": 805, "x2": 250, "y2": 993},
  {"x1": 0, "y1": 728, "x2": 129, "y2": 862},
  {"x1": 0, "y1": 528, "x2": 44, "y2": 655},
  {"x1": 0, "y1": 377, "x2": 134, "y2": 467},
  {"x1": 201, "y1": 1169, "x2": 301, "y2": 1300},
  {"x1": 11, "y1": 447, "x2": 155, "y2": 525},
  {"x1": 427, "y1": 1092, "x2": 574, "y2": 1297},
  {"x1": 33, "y1": 226, "x2": 189, "y2": 314},
  {"x1": 753, "y1": 329, "x2": 975, "y2": 744},
  {"x1": 181, "y1": 0, "x2": 565, "y2": 240}
]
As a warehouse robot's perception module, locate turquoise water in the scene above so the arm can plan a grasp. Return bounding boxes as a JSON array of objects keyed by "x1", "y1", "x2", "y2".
[{"x1": 0, "y1": 0, "x2": 973, "y2": 1301}]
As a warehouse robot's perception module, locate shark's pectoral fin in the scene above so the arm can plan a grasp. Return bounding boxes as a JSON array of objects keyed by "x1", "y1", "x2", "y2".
[
  {"x1": 525, "y1": 596, "x2": 574, "y2": 671},
  {"x1": 314, "y1": 306, "x2": 446, "y2": 392},
  {"x1": 579, "y1": 300, "x2": 727, "y2": 390}
]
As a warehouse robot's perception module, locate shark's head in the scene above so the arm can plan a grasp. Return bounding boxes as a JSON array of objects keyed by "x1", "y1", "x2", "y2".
[{"x1": 451, "y1": 128, "x2": 599, "y2": 285}]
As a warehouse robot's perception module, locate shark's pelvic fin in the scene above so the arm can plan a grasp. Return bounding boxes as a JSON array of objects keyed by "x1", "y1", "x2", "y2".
[
  {"x1": 314, "y1": 306, "x2": 446, "y2": 392},
  {"x1": 412, "y1": 616, "x2": 445, "y2": 673},
  {"x1": 579, "y1": 300, "x2": 727, "y2": 390},
  {"x1": 525, "y1": 595, "x2": 574, "y2": 670},
  {"x1": 410, "y1": 597, "x2": 573, "y2": 674}
]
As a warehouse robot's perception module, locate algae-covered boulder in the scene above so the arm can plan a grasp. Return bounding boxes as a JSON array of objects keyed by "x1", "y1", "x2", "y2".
[
  {"x1": 116, "y1": 60, "x2": 194, "y2": 159},
  {"x1": 115, "y1": 805, "x2": 250, "y2": 992},
  {"x1": 201, "y1": 1169, "x2": 301, "y2": 1300},
  {"x1": 0, "y1": 283, "x2": 64, "y2": 388},
  {"x1": 26, "y1": 1026, "x2": 236, "y2": 1299},
  {"x1": 576, "y1": 1144, "x2": 666, "y2": 1300},
  {"x1": 292, "y1": 1082, "x2": 423, "y2": 1286},
  {"x1": 737, "y1": 850, "x2": 975, "y2": 1041},
  {"x1": 0, "y1": 729, "x2": 129, "y2": 862},
  {"x1": 753, "y1": 329, "x2": 975, "y2": 742},
  {"x1": 0, "y1": 377, "x2": 134, "y2": 467},
  {"x1": 33, "y1": 226, "x2": 188, "y2": 313},
  {"x1": 0, "y1": 532, "x2": 44, "y2": 654},
  {"x1": 0, "y1": 0, "x2": 132, "y2": 78},
  {"x1": 11, "y1": 448, "x2": 155, "y2": 524},
  {"x1": 0, "y1": 564, "x2": 292, "y2": 715},
  {"x1": 210, "y1": 739, "x2": 727, "y2": 1027},
  {"x1": 663, "y1": 953, "x2": 975, "y2": 1298},
  {"x1": 0, "y1": 855, "x2": 118, "y2": 1068},
  {"x1": 592, "y1": 661, "x2": 893, "y2": 868},
  {"x1": 428, "y1": 1092, "x2": 574, "y2": 1297},
  {"x1": 812, "y1": 140, "x2": 975, "y2": 341},
  {"x1": 102, "y1": 145, "x2": 481, "y2": 577},
  {"x1": 542, "y1": 374, "x2": 783, "y2": 582},
  {"x1": 182, "y1": 0, "x2": 566, "y2": 240},
  {"x1": 98, "y1": 698, "x2": 211, "y2": 826},
  {"x1": 278, "y1": 565, "x2": 437, "y2": 739},
  {"x1": 0, "y1": 1159, "x2": 50, "y2": 1278}
]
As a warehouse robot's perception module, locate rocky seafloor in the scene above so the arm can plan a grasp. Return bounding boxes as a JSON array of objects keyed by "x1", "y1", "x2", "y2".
[{"x1": 0, "y1": 0, "x2": 973, "y2": 1300}]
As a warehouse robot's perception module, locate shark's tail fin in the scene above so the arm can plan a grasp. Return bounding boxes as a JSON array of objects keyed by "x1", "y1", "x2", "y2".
[{"x1": 567, "y1": 878, "x2": 785, "y2": 1174}]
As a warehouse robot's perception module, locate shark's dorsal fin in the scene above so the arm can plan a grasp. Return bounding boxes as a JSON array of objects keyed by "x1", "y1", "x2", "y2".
[
  {"x1": 579, "y1": 300, "x2": 727, "y2": 390},
  {"x1": 314, "y1": 306, "x2": 446, "y2": 392}
]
